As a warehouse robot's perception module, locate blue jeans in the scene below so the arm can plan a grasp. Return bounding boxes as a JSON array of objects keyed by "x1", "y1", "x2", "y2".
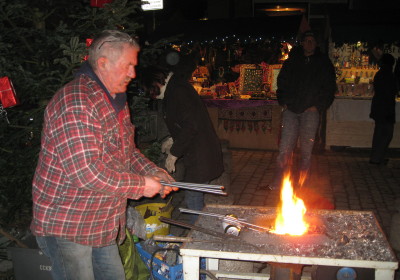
[
  {"x1": 271, "y1": 109, "x2": 320, "y2": 189},
  {"x1": 185, "y1": 189, "x2": 204, "y2": 224},
  {"x1": 36, "y1": 236, "x2": 125, "y2": 280}
]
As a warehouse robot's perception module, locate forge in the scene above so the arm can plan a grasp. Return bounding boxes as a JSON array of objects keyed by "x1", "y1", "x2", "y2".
[{"x1": 180, "y1": 204, "x2": 398, "y2": 280}]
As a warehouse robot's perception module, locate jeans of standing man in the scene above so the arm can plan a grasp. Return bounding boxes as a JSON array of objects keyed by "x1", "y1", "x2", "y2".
[
  {"x1": 270, "y1": 108, "x2": 320, "y2": 189},
  {"x1": 185, "y1": 188, "x2": 205, "y2": 224},
  {"x1": 36, "y1": 236, "x2": 125, "y2": 280}
]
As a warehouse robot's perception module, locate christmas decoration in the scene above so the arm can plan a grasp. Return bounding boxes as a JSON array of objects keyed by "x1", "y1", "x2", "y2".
[
  {"x1": 0, "y1": 77, "x2": 19, "y2": 108},
  {"x1": 83, "y1": 38, "x2": 94, "y2": 61},
  {"x1": 0, "y1": 104, "x2": 10, "y2": 124},
  {"x1": 90, "y1": 0, "x2": 113, "y2": 8}
]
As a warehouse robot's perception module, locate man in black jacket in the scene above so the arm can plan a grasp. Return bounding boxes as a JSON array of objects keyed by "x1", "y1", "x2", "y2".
[
  {"x1": 141, "y1": 54, "x2": 224, "y2": 223},
  {"x1": 369, "y1": 53, "x2": 398, "y2": 165},
  {"x1": 269, "y1": 31, "x2": 337, "y2": 190}
]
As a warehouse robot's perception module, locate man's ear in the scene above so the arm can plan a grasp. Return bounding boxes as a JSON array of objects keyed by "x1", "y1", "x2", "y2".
[{"x1": 97, "y1": 57, "x2": 108, "y2": 70}]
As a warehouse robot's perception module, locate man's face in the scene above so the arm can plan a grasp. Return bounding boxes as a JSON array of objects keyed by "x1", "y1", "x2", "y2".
[
  {"x1": 101, "y1": 44, "x2": 138, "y2": 95},
  {"x1": 301, "y1": 36, "x2": 316, "y2": 56}
]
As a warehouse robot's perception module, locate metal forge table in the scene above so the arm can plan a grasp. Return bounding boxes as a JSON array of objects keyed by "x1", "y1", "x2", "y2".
[{"x1": 180, "y1": 205, "x2": 398, "y2": 279}]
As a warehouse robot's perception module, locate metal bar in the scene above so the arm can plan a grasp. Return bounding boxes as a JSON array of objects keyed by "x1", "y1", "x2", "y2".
[
  {"x1": 160, "y1": 181, "x2": 224, "y2": 190},
  {"x1": 179, "y1": 208, "x2": 271, "y2": 232},
  {"x1": 159, "y1": 217, "x2": 260, "y2": 250},
  {"x1": 152, "y1": 235, "x2": 234, "y2": 244},
  {"x1": 158, "y1": 216, "x2": 226, "y2": 239},
  {"x1": 161, "y1": 182, "x2": 227, "y2": 195}
]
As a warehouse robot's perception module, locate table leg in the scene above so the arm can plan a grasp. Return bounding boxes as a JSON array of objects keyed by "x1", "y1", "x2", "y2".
[
  {"x1": 375, "y1": 268, "x2": 395, "y2": 279},
  {"x1": 183, "y1": 255, "x2": 200, "y2": 280},
  {"x1": 205, "y1": 258, "x2": 219, "y2": 280}
]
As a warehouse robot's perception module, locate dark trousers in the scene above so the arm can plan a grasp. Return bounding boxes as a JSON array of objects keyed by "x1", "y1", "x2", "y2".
[{"x1": 370, "y1": 122, "x2": 394, "y2": 164}]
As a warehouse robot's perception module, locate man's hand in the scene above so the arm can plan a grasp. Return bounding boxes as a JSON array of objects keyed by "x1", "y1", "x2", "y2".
[
  {"x1": 306, "y1": 106, "x2": 318, "y2": 112},
  {"x1": 165, "y1": 154, "x2": 178, "y2": 173},
  {"x1": 153, "y1": 169, "x2": 175, "y2": 184},
  {"x1": 143, "y1": 176, "x2": 174, "y2": 198}
]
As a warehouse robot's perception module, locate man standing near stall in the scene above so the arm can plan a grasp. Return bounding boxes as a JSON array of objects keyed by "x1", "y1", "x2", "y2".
[
  {"x1": 141, "y1": 53, "x2": 224, "y2": 224},
  {"x1": 31, "y1": 30, "x2": 176, "y2": 280},
  {"x1": 369, "y1": 53, "x2": 398, "y2": 165},
  {"x1": 269, "y1": 30, "x2": 337, "y2": 190}
]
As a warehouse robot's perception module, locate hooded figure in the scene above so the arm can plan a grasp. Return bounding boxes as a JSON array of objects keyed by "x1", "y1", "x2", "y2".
[{"x1": 141, "y1": 53, "x2": 224, "y2": 223}]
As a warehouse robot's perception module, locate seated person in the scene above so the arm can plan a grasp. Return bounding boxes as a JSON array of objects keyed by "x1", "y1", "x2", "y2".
[{"x1": 223, "y1": 60, "x2": 241, "y2": 83}]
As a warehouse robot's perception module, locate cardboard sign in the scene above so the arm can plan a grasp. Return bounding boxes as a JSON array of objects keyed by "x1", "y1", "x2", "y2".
[{"x1": 8, "y1": 247, "x2": 53, "y2": 280}]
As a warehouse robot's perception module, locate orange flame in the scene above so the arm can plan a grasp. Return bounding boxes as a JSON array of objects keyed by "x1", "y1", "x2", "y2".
[{"x1": 271, "y1": 174, "x2": 309, "y2": 235}]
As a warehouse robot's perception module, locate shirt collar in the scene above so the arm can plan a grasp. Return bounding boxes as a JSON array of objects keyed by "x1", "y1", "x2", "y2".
[{"x1": 75, "y1": 61, "x2": 127, "y2": 114}]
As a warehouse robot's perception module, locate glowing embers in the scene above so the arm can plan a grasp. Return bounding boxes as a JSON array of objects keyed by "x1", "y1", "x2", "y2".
[{"x1": 271, "y1": 174, "x2": 309, "y2": 236}]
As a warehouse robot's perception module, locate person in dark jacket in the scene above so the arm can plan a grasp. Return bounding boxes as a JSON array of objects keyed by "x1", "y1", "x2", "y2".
[
  {"x1": 223, "y1": 60, "x2": 241, "y2": 83},
  {"x1": 369, "y1": 53, "x2": 398, "y2": 165},
  {"x1": 269, "y1": 31, "x2": 337, "y2": 190},
  {"x1": 141, "y1": 54, "x2": 224, "y2": 223}
]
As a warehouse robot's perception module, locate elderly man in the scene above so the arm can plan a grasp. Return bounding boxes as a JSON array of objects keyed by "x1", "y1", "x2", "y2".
[{"x1": 31, "y1": 30, "x2": 176, "y2": 280}]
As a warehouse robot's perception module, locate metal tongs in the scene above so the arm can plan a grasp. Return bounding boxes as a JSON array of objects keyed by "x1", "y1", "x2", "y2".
[
  {"x1": 161, "y1": 181, "x2": 227, "y2": 195},
  {"x1": 179, "y1": 208, "x2": 271, "y2": 232}
]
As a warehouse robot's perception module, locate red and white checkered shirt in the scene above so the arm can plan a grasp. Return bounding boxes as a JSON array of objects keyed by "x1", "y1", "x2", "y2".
[{"x1": 31, "y1": 74, "x2": 160, "y2": 247}]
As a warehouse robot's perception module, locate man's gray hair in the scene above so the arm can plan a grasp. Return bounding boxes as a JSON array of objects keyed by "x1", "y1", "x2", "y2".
[{"x1": 88, "y1": 30, "x2": 139, "y2": 70}]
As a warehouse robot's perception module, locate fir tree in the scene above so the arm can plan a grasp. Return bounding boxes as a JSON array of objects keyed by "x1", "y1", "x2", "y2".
[{"x1": 0, "y1": 0, "x2": 170, "y2": 231}]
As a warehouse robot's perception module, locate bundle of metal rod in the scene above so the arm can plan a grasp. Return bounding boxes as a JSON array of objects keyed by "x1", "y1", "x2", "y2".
[
  {"x1": 160, "y1": 181, "x2": 227, "y2": 195},
  {"x1": 179, "y1": 208, "x2": 271, "y2": 232}
]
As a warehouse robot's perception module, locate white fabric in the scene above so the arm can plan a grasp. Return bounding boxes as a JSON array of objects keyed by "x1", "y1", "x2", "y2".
[
  {"x1": 165, "y1": 154, "x2": 177, "y2": 173},
  {"x1": 328, "y1": 98, "x2": 400, "y2": 122},
  {"x1": 161, "y1": 137, "x2": 173, "y2": 154},
  {"x1": 156, "y1": 72, "x2": 173, "y2": 100}
]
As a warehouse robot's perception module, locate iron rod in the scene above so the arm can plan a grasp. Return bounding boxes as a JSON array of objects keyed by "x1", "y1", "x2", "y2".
[
  {"x1": 160, "y1": 181, "x2": 224, "y2": 190},
  {"x1": 161, "y1": 182, "x2": 227, "y2": 195},
  {"x1": 179, "y1": 208, "x2": 271, "y2": 232}
]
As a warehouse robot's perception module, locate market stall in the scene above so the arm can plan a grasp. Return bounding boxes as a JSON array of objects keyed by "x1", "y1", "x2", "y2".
[
  {"x1": 327, "y1": 41, "x2": 400, "y2": 148},
  {"x1": 192, "y1": 62, "x2": 284, "y2": 150},
  {"x1": 204, "y1": 99, "x2": 281, "y2": 150}
]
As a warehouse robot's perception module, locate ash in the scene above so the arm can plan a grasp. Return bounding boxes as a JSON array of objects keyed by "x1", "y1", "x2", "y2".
[{"x1": 187, "y1": 206, "x2": 397, "y2": 263}]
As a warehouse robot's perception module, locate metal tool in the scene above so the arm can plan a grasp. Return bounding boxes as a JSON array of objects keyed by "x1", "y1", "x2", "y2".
[
  {"x1": 159, "y1": 216, "x2": 229, "y2": 239},
  {"x1": 152, "y1": 235, "x2": 234, "y2": 244},
  {"x1": 158, "y1": 217, "x2": 260, "y2": 250},
  {"x1": 179, "y1": 208, "x2": 271, "y2": 233},
  {"x1": 160, "y1": 181, "x2": 227, "y2": 195}
]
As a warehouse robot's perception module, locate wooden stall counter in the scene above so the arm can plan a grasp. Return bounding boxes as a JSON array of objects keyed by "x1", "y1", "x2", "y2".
[
  {"x1": 203, "y1": 99, "x2": 281, "y2": 150},
  {"x1": 326, "y1": 97, "x2": 400, "y2": 148}
]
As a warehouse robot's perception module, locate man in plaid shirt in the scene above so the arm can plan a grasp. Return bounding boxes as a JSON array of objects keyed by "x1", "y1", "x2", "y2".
[{"x1": 31, "y1": 30, "x2": 176, "y2": 280}]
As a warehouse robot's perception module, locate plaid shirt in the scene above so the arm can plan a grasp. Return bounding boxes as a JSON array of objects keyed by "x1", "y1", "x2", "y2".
[{"x1": 31, "y1": 74, "x2": 161, "y2": 247}]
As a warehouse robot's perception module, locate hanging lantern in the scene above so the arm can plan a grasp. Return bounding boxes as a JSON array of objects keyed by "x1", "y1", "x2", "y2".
[
  {"x1": 90, "y1": 0, "x2": 112, "y2": 8},
  {"x1": 0, "y1": 77, "x2": 19, "y2": 108}
]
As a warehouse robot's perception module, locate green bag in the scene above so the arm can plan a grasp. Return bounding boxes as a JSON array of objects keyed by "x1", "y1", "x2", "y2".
[{"x1": 118, "y1": 229, "x2": 150, "y2": 280}]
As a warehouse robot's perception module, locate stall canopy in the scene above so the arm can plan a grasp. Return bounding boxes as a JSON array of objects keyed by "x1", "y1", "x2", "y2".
[{"x1": 149, "y1": 15, "x2": 302, "y2": 43}]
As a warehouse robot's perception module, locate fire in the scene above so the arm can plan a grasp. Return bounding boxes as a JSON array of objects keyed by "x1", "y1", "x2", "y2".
[{"x1": 271, "y1": 174, "x2": 309, "y2": 236}]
